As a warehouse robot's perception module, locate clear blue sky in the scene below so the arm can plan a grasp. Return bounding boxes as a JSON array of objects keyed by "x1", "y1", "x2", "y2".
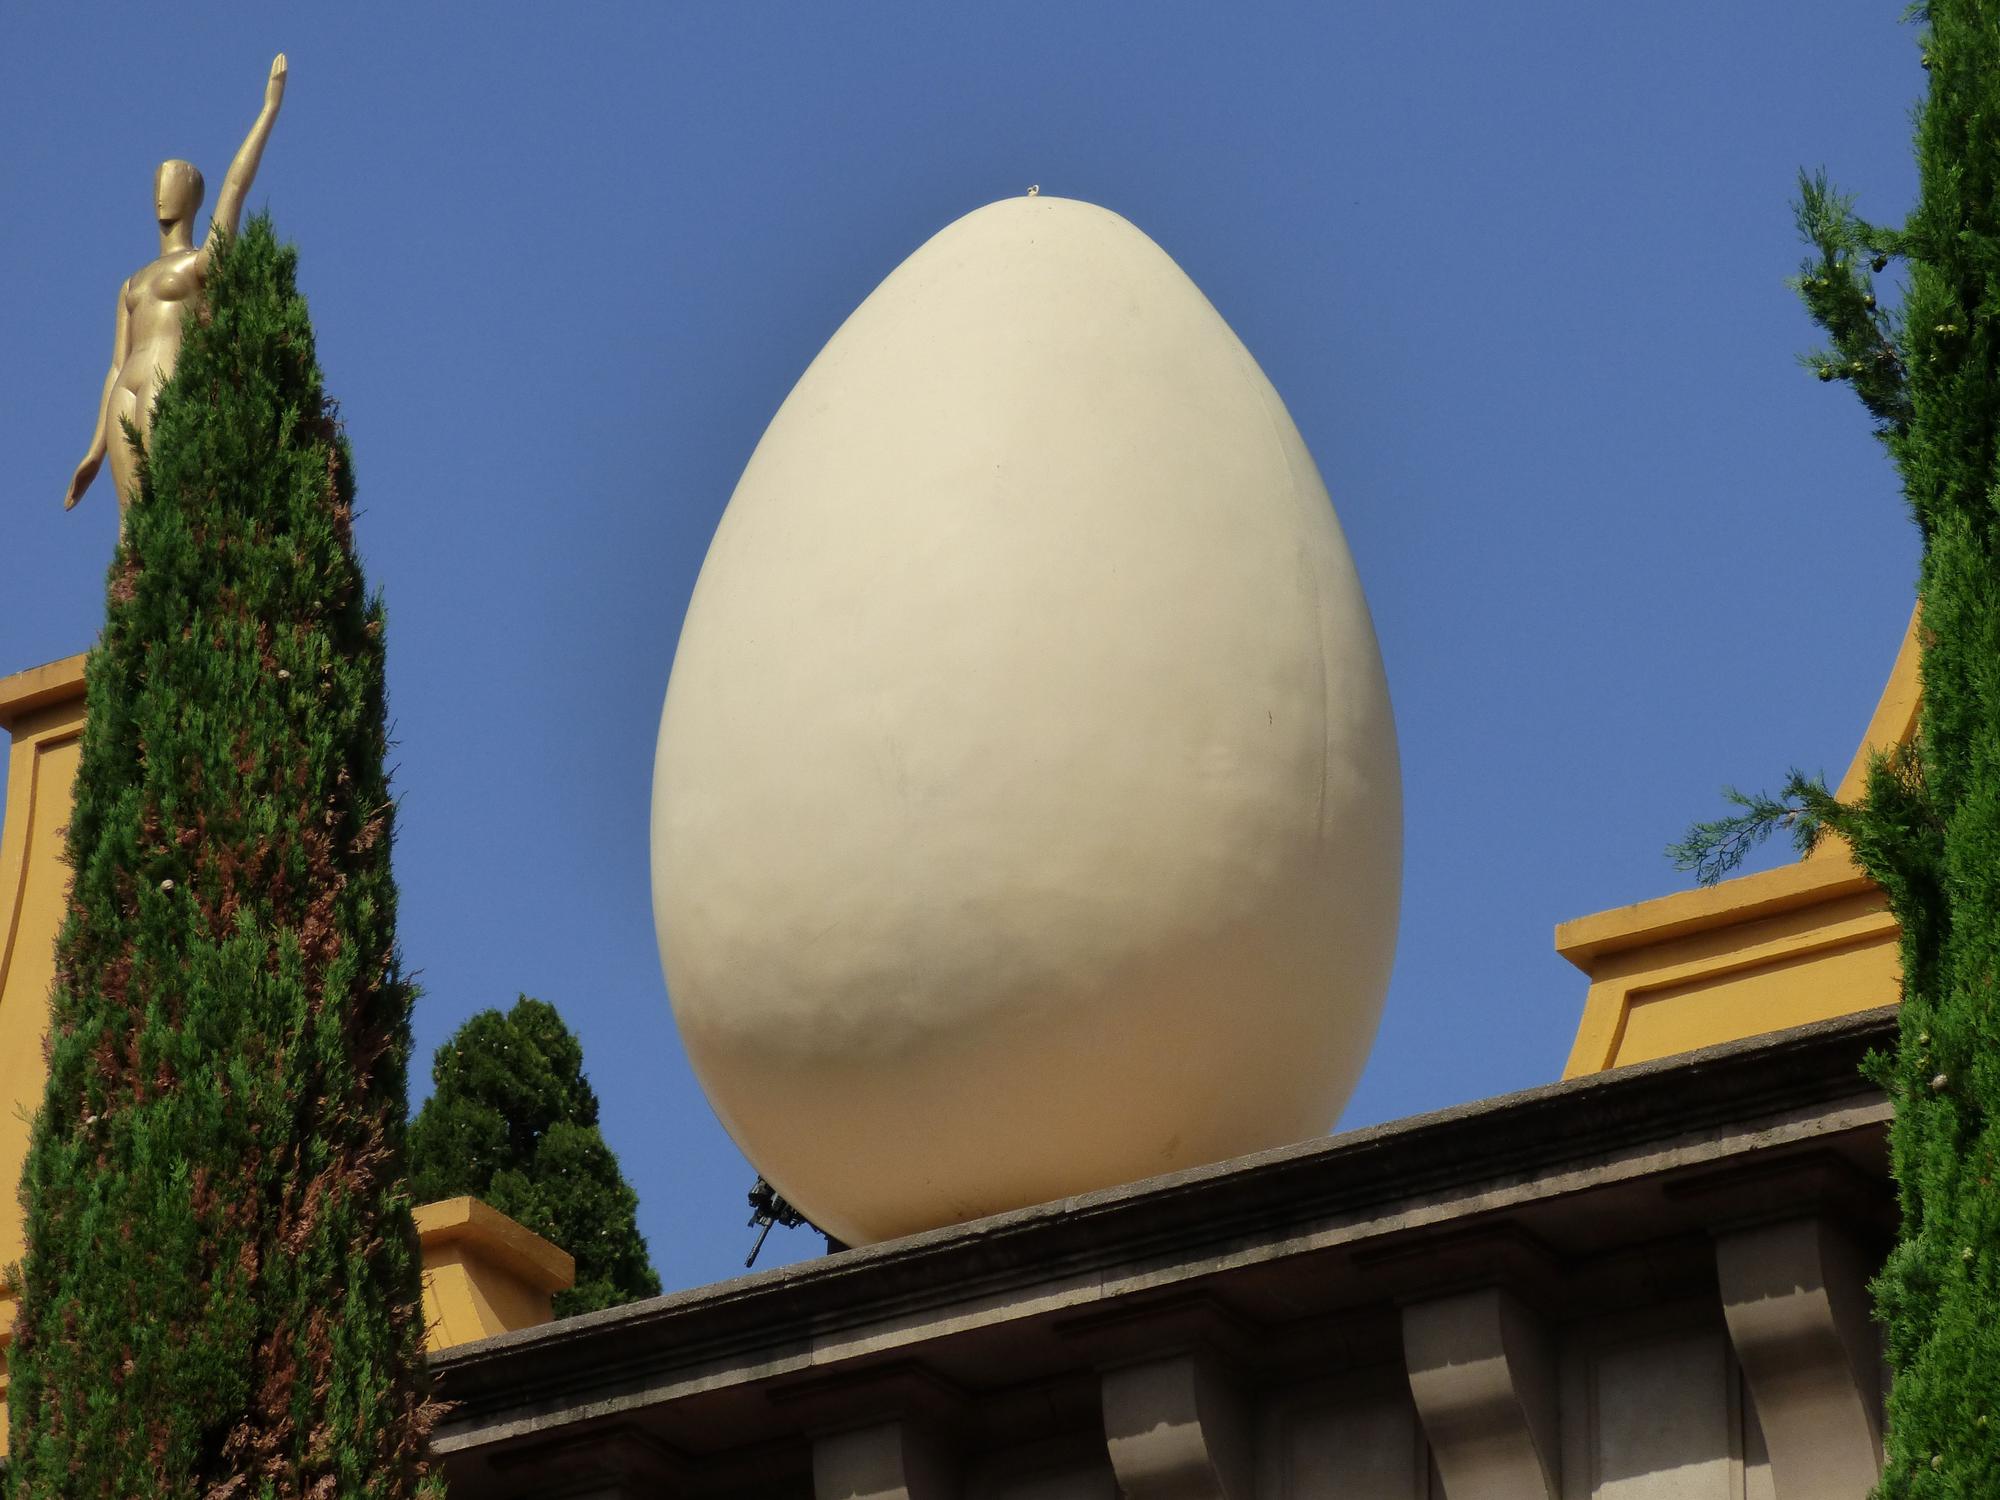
[{"x1": 1, "y1": 5, "x2": 1923, "y2": 1286}]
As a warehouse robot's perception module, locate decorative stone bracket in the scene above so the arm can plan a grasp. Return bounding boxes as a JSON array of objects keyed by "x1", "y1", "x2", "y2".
[
  {"x1": 1101, "y1": 1350, "x2": 1253, "y2": 1500},
  {"x1": 813, "y1": 1419, "x2": 958, "y2": 1500},
  {"x1": 1715, "y1": 1216, "x2": 1882, "y2": 1499},
  {"x1": 1403, "y1": 1287, "x2": 1559, "y2": 1500}
]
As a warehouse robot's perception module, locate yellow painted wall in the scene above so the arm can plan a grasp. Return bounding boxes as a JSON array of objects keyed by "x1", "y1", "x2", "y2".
[
  {"x1": 0, "y1": 657, "x2": 573, "y2": 1447},
  {"x1": 0, "y1": 657, "x2": 89, "y2": 1280}
]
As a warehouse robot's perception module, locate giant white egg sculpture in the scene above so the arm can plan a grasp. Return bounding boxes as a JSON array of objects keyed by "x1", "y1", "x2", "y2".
[{"x1": 652, "y1": 196, "x2": 1400, "y2": 1247}]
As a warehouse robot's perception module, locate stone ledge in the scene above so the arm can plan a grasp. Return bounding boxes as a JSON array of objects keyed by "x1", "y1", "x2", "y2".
[{"x1": 431, "y1": 1007, "x2": 1895, "y2": 1440}]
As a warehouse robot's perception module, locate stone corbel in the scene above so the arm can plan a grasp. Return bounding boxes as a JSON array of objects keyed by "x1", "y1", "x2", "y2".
[
  {"x1": 1101, "y1": 1350, "x2": 1253, "y2": 1500},
  {"x1": 1402, "y1": 1287, "x2": 1559, "y2": 1500},
  {"x1": 812, "y1": 1418, "x2": 957, "y2": 1500},
  {"x1": 484, "y1": 1423, "x2": 687, "y2": 1500},
  {"x1": 1715, "y1": 1216, "x2": 1882, "y2": 1499}
]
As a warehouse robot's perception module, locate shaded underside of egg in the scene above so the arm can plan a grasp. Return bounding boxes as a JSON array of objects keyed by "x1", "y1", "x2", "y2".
[{"x1": 652, "y1": 195, "x2": 1401, "y2": 1247}]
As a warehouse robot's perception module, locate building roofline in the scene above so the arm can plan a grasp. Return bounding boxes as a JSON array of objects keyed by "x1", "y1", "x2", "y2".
[{"x1": 432, "y1": 1006, "x2": 1895, "y2": 1437}]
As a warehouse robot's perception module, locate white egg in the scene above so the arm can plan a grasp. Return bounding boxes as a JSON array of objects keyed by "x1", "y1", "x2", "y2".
[{"x1": 652, "y1": 195, "x2": 1400, "y2": 1247}]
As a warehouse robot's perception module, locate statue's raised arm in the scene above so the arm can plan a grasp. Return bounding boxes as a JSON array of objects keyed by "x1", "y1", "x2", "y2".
[
  {"x1": 65, "y1": 55, "x2": 287, "y2": 520},
  {"x1": 202, "y1": 55, "x2": 287, "y2": 265}
]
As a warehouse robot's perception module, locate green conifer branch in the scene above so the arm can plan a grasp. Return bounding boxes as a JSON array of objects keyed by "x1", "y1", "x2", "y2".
[
  {"x1": 1792, "y1": 170, "x2": 1912, "y2": 434},
  {"x1": 1667, "y1": 770, "x2": 1835, "y2": 886}
]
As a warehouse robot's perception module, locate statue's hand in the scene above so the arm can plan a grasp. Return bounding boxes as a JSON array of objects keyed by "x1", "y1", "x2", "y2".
[
  {"x1": 64, "y1": 454, "x2": 101, "y2": 510},
  {"x1": 266, "y1": 53, "x2": 288, "y2": 108}
]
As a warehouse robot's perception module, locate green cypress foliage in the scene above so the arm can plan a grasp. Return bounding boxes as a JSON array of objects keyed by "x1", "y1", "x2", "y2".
[
  {"x1": 6, "y1": 217, "x2": 437, "y2": 1497},
  {"x1": 407, "y1": 997, "x2": 661, "y2": 1316},
  {"x1": 1673, "y1": 7, "x2": 2000, "y2": 1493}
]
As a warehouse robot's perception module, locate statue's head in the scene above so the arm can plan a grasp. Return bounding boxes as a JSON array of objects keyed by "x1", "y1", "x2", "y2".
[{"x1": 154, "y1": 160, "x2": 204, "y2": 228}]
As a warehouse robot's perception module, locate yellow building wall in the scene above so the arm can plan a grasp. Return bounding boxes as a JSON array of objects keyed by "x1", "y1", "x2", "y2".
[
  {"x1": 0, "y1": 657, "x2": 87, "y2": 1280},
  {"x1": 1558, "y1": 609, "x2": 1919, "y2": 1075},
  {"x1": 0, "y1": 656, "x2": 572, "y2": 1447}
]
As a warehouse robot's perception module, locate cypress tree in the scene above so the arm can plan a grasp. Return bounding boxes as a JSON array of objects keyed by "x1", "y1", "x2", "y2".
[
  {"x1": 1673, "y1": 6, "x2": 2000, "y2": 1493},
  {"x1": 7, "y1": 218, "x2": 437, "y2": 1497},
  {"x1": 407, "y1": 998, "x2": 660, "y2": 1316}
]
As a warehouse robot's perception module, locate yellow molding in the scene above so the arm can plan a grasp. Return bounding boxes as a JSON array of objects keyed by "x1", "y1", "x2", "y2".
[
  {"x1": 1556, "y1": 851, "x2": 1877, "y2": 971},
  {"x1": 413, "y1": 1197, "x2": 576, "y2": 1352},
  {"x1": 1558, "y1": 607, "x2": 1919, "y2": 1077},
  {"x1": 0, "y1": 654, "x2": 90, "y2": 733},
  {"x1": 413, "y1": 1195, "x2": 576, "y2": 1296}
]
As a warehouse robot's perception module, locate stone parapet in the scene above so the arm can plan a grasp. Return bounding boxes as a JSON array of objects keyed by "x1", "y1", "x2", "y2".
[{"x1": 432, "y1": 1011, "x2": 1895, "y2": 1499}]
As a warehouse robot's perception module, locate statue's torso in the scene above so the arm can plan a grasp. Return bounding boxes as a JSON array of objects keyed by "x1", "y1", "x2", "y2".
[{"x1": 119, "y1": 249, "x2": 202, "y2": 394}]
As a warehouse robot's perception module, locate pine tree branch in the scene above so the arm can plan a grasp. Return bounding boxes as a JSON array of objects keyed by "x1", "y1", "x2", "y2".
[
  {"x1": 1792, "y1": 169, "x2": 1912, "y2": 436},
  {"x1": 1668, "y1": 770, "x2": 1836, "y2": 886}
]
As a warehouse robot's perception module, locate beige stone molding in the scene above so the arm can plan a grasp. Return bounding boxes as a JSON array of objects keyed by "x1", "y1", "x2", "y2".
[
  {"x1": 430, "y1": 1016, "x2": 1892, "y2": 1497},
  {"x1": 1666, "y1": 1150, "x2": 1889, "y2": 1234},
  {"x1": 1403, "y1": 1287, "x2": 1558, "y2": 1500},
  {"x1": 481, "y1": 1423, "x2": 687, "y2": 1500},
  {"x1": 1101, "y1": 1350, "x2": 1252, "y2": 1500},
  {"x1": 812, "y1": 1419, "x2": 956, "y2": 1500},
  {"x1": 1715, "y1": 1217, "x2": 1883, "y2": 1499}
]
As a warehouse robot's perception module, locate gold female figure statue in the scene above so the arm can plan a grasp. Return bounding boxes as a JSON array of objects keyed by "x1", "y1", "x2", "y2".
[{"x1": 64, "y1": 55, "x2": 288, "y2": 520}]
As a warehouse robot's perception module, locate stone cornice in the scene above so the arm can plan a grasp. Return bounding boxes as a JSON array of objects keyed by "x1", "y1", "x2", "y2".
[{"x1": 432, "y1": 1006, "x2": 1895, "y2": 1450}]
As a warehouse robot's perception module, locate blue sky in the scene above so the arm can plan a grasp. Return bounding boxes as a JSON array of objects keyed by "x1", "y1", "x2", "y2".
[{"x1": 1, "y1": 6, "x2": 1923, "y2": 1286}]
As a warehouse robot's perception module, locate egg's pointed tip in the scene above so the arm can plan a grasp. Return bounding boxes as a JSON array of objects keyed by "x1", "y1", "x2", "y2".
[
  {"x1": 973, "y1": 190, "x2": 1119, "y2": 219},
  {"x1": 943, "y1": 192, "x2": 1155, "y2": 258}
]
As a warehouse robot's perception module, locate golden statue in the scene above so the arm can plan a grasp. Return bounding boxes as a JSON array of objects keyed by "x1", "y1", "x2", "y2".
[{"x1": 65, "y1": 55, "x2": 288, "y2": 519}]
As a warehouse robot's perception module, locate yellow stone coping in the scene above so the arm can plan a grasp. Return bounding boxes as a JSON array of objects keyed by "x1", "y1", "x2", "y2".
[
  {"x1": 0, "y1": 655, "x2": 89, "y2": 731},
  {"x1": 1556, "y1": 607, "x2": 1919, "y2": 1077},
  {"x1": 1556, "y1": 850, "x2": 1877, "y2": 971},
  {"x1": 412, "y1": 1195, "x2": 575, "y2": 1297}
]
